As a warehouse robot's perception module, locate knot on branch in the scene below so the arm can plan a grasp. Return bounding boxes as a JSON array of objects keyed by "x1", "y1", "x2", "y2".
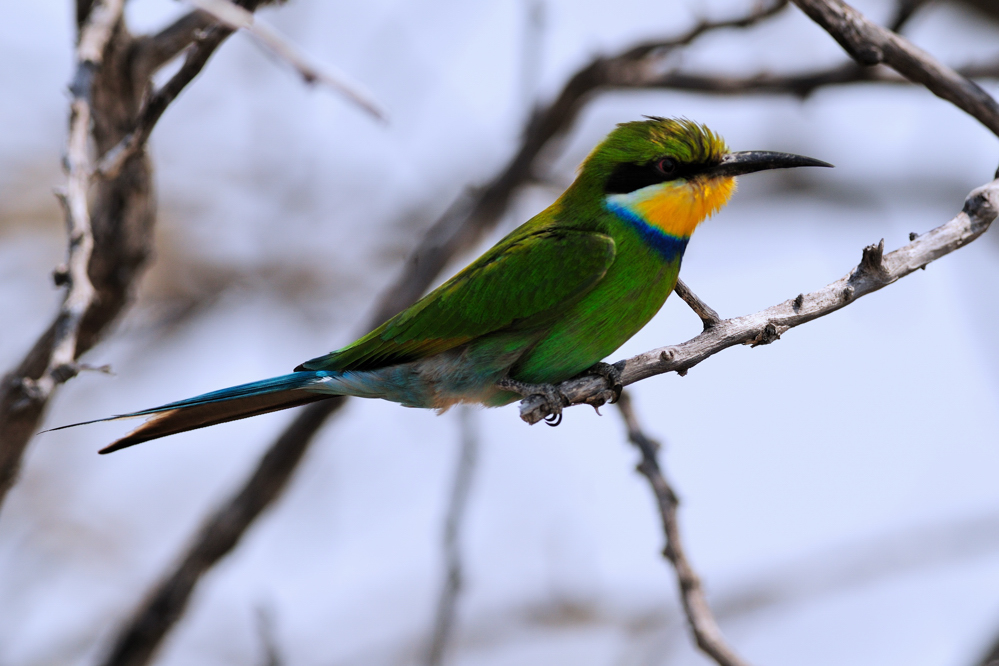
[
  {"x1": 51, "y1": 363, "x2": 81, "y2": 384},
  {"x1": 963, "y1": 184, "x2": 999, "y2": 229},
  {"x1": 748, "y1": 322, "x2": 786, "y2": 347},
  {"x1": 858, "y1": 238, "x2": 888, "y2": 278},
  {"x1": 52, "y1": 265, "x2": 70, "y2": 286},
  {"x1": 851, "y1": 43, "x2": 883, "y2": 66}
]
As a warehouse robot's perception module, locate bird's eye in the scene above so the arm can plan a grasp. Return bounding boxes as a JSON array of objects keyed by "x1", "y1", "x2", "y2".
[{"x1": 655, "y1": 157, "x2": 678, "y2": 178}]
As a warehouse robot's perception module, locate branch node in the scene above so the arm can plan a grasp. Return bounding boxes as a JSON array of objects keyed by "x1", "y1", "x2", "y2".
[
  {"x1": 908, "y1": 231, "x2": 919, "y2": 241},
  {"x1": 52, "y1": 265, "x2": 71, "y2": 287},
  {"x1": 842, "y1": 284, "x2": 855, "y2": 301},
  {"x1": 854, "y1": 43, "x2": 884, "y2": 66},
  {"x1": 748, "y1": 322, "x2": 786, "y2": 347},
  {"x1": 51, "y1": 363, "x2": 80, "y2": 384},
  {"x1": 858, "y1": 238, "x2": 887, "y2": 277},
  {"x1": 792, "y1": 293, "x2": 805, "y2": 311}
]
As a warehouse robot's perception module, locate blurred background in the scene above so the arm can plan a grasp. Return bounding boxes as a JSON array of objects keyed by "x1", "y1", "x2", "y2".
[{"x1": 2, "y1": 1, "x2": 999, "y2": 664}]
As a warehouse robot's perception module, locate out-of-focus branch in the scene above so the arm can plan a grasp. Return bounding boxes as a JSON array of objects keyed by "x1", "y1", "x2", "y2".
[
  {"x1": 634, "y1": 58, "x2": 999, "y2": 98},
  {"x1": 96, "y1": 398, "x2": 342, "y2": 666},
  {"x1": 425, "y1": 407, "x2": 479, "y2": 666},
  {"x1": 35, "y1": 0, "x2": 126, "y2": 401},
  {"x1": 97, "y1": 3, "x2": 796, "y2": 661},
  {"x1": 519, "y1": 180, "x2": 999, "y2": 424},
  {"x1": 791, "y1": 0, "x2": 999, "y2": 137},
  {"x1": 131, "y1": 11, "x2": 214, "y2": 82},
  {"x1": 186, "y1": 0, "x2": 385, "y2": 120},
  {"x1": 98, "y1": 0, "x2": 382, "y2": 179},
  {"x1": 0, "y1": 0, "x2": 285, "y2": 516},
  {"x1": 887, "y1": 0, "x2": 929, "y2": 32},
  {"x1": 94, "y1": 24, "x2": 232, "y2": 180},
  {"x1": 0, "y1": 0, "x2": 124, "y2": 508},
  {"x1": 616, "y1": 392, "x2": 751, "y2": 666}
]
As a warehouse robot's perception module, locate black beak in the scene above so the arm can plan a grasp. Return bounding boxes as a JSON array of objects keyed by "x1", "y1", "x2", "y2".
[{"x1": 713, "y1": 151, "x2": 833, "y2": 178}]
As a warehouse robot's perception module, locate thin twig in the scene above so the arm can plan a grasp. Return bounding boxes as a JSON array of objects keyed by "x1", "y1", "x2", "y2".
[
  {"x1": 616, "y1": 391, "x2": 751, "y2": 666},
  {"x1": 94, "y1": 24, "x2": 231, "y2": 180},
  {"x1": 425, "y1": 407, "x2": 479, "y2": 666},
  {"x1": 185, "y1": 0, "x2": 385, "y2": 120},
  {"x1": 791, "y1": 0, "x2": 999, "y2": 138},
  {"x1": 629, "y1": 58, "x2": 999, "y2": 99},
  {"x1": 95, "y1": 0, "x2": 301, "y2": 180},
  {"x1": 673, "y1": 279, "x2": 721, "y2": 330},
  {"x1": 519, "y1": 180, "x2": 999, "y2": 423},
  {"x1": 131, "y1": 10, "x2": 214, "y2": 82}
]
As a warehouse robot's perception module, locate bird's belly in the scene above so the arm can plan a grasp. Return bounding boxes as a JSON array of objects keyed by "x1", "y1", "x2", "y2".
[{"x1": 314, "y1": 331, "x2": 541, "y2": 410}]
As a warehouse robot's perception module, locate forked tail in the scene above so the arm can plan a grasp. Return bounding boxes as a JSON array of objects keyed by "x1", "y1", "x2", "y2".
[{"x1": 50, "y1": 372, "x2": 333, "y2": 454}]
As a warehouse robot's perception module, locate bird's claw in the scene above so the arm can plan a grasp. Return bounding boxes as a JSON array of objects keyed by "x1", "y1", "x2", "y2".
[
  {"x1": 586, "y1": 361, "x2": 623, "y2": 405},
  {"x1": 497, "y1": 377, "x2": 569, "y2": 426}
]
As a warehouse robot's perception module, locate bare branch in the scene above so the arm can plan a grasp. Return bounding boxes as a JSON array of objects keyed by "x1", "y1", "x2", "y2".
[
  {"x1": 791, "y1": 0, "x2": 999, "y2": 137},
  {"x1": 0, "y1": 0, "x2": 124, "y2": 506},
  {"x1": 26, "y1": 1, "x2": 125, "y2": 399},
  {"x1": 673, "y1": 279, "x2": 721, "y2": 330},
  {"x1": 886, "y1": 0, "x2": 929, "y2": 32},
  {"x1": 616, "y1": 392, "x2": 751, "y2": 666},
  {"x1": 131, "y1": 11, "x2": 214, "y2": 81},
  {"x1": 96, "y1": 397, "x2": 342, "y2": 666},
  {"x1": 425, "y1": 407, "x2": 479, "y2": 666},
  {"x1": 23, "y1": 0, "x2": 125, "y2": 404},
  {"x1": 94, "y1": 24, "x2": 231, "y2": 180},
  {"x1": 519, "y1": 180, "x2": 999, "y2": 424},
  {"x1": 185, "y1": 0, "x2": 386, "y2": 120}
]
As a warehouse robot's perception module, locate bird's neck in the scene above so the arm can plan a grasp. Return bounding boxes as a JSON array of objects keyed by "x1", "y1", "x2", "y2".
[{"x1": 603, "y1": 177, "x2": 736, "y2": 258}]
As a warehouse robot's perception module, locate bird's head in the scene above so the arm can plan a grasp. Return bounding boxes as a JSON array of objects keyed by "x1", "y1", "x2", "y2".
[{"x1": 577, "y1": 117, "x2": 831, "y2": 241}]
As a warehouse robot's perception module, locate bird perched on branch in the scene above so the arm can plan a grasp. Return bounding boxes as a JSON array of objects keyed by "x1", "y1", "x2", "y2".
[{"x1": 61, "y1": 117, "x2": 830, "y2": 453}]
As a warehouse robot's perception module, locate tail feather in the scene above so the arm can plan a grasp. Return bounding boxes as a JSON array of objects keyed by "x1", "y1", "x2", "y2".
[{"x1": 49, "y1": 372, "x2": 332, "y2": 454}]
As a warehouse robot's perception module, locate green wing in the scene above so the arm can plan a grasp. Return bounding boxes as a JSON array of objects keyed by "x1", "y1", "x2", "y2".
[{"x1": 299, "y1": 229, "x2": 616, "y2": 372}]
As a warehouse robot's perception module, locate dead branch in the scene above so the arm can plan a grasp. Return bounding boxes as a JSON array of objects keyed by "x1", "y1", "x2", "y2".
[
  {"x1": 791, "y1": 0, "x2": 999, "y2": 137},
  {"x1": 519, "y1": 179, "x2": 999, "y2": 424},
  {"x1": 673, "y1": 279, "x2": 721, "y2": 330},
  {"x1": 0, "y1": 0, "x2": 126, "y2": 508},
  {"x1": 0, "y1": 0, "x2": 282, "y2": 514},
  {"x1": 617, "y1": 391, "x2": 751, "y2": 666},
  {"x1": 185, "y1": 0, "x2": 385, "y2": 120},
  {"x1": 425, "y1": 407, "x2": 479, "y2": 666},
  {"x1": 33, "y1": 0, "x2": 125, "y2": 403}
]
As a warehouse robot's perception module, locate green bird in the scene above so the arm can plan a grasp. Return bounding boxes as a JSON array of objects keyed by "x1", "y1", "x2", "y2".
[{"x1": 64, "y1": 117, "x2": 830, "y2": 453}]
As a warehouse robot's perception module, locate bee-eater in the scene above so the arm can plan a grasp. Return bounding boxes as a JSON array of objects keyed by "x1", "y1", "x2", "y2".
[{"x1": 62, "y1": 117, "x2": 830, "y2": 453}]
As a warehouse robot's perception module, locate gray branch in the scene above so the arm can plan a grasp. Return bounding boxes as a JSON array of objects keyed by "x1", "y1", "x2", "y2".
[
  {"x1": 791, "y1": 0, "x2": 999, "y2": 138},
  {"x1": 616, "y1": 392, "x2": 751, "y2": 666},
  {"x1": 519, "y1": 180, "x2": 999, "y2": 424},
  {"x1": 425, "y1": 407, "x2": 479, "y2": 666}
]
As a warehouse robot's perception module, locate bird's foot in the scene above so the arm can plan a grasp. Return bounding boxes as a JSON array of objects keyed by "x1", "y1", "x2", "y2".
[
  {"x1": 584, "y1": 361, "x2": 623, "y2": 406},
  {"x1": 497, "y1": 377, "x2": 569, "y2": 426}
]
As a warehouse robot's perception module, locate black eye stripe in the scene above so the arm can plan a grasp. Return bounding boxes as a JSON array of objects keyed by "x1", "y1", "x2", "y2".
[{"x1": 604, "y1": 160, "x2": 711, "y2": 195}]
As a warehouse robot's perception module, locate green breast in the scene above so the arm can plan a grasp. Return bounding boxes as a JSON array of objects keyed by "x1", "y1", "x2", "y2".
[{"x1": 506, "y1": 216, "x2": 681, "y2": 384}]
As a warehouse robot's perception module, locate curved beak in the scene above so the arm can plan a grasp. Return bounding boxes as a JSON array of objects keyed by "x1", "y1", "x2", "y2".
[{"x1": 713, "y1": 151, "x2": 833, "y2": 178}]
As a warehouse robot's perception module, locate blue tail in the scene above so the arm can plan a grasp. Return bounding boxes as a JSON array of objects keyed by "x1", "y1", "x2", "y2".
[{"x1": 50, "y1": 372, "x2": 332, "y2": 454}]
